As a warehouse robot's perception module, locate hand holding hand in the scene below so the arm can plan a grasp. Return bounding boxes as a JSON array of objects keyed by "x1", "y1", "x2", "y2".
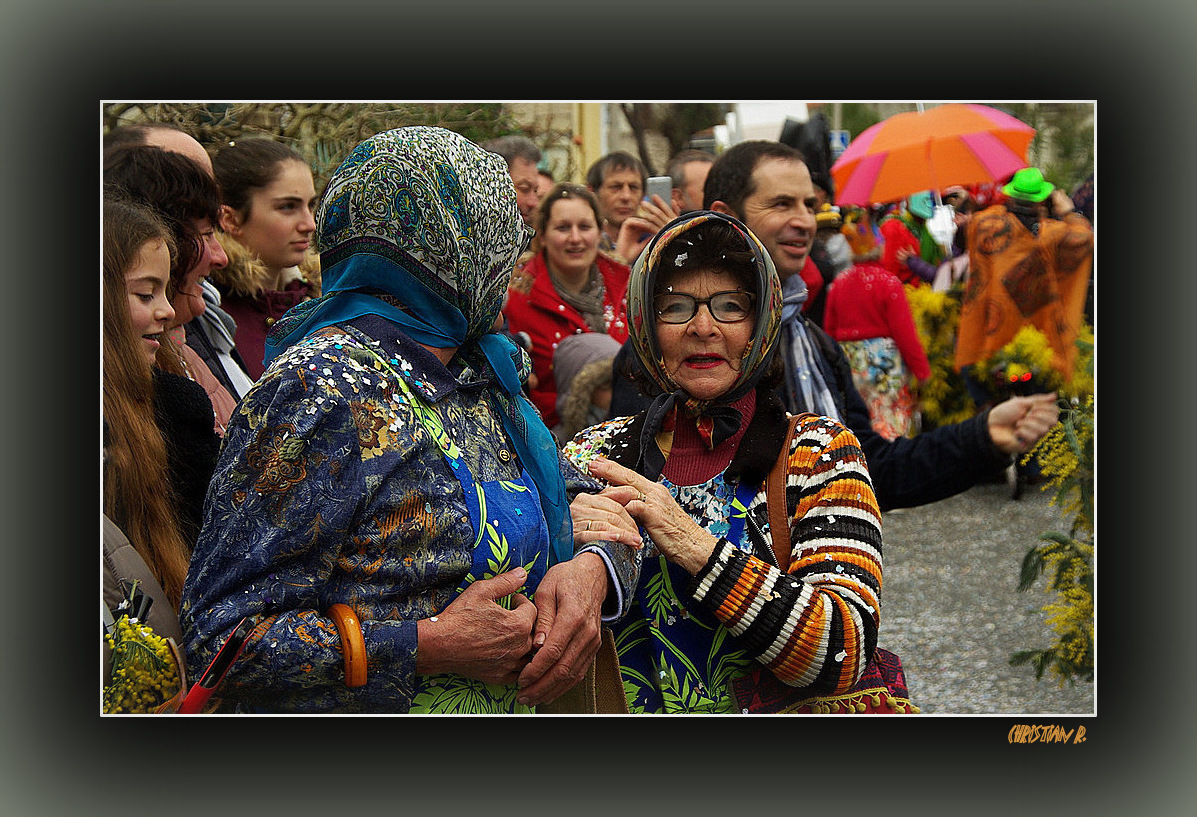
[
  {"x1": 988, "y1": 392, "x2": 1060, "y2": 456},
  {"x1": 415, "y1": 568, "x2": 537, "y2": 685},
  {"x1": 570, "y1": 492, "x2": 643, "y2": 549},
  {"x1": 587, "y1": 456, "x2": 718, "y2": 575},
  {"x1": 516, "y1": 553, "x2": 606, "y2": 705}
]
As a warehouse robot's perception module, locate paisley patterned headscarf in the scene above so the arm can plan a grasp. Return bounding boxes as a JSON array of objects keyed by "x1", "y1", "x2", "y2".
[
  {"x1": 627, "y1": 211, "x2": 783, "y2": 478},
  {"x1": 263, "y1": 126, "x2": 571, "y2": 563}
]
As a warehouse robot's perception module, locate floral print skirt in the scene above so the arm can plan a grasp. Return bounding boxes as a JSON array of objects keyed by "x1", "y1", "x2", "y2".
[{"x1": 841, "y1": 336, "x2": 920, "y2": 441}]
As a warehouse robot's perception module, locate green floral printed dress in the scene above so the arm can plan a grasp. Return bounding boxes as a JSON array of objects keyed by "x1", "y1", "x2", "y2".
[{"x1": 612, "y1": 470, "x2": 761, "y2": 712}]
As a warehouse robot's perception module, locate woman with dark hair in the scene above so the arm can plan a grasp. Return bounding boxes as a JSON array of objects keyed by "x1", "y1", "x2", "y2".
[
  {"x1": 102, "y1": 149, "x2": 226, "y2": 547},
  {"x1": 211, "y1": 138, "x2": 322, "y2": 379},
  {"x1": 504, "y1": 183, "x2": 630, "y2": 429},
  {"x1": 824, "y1": 258, "x2": 932, "y2": 441},
  {"x1": 562, "y1": 211, "x2": 884, "y2": 713}
]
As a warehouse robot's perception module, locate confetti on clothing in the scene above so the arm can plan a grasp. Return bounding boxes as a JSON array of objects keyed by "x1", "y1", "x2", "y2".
[
  {"x1": 182, "y1": 316, "x2": 636, "y2": 712},
  {"x1": 564, "y1": 411, "x2": 883, "y2": 713}
]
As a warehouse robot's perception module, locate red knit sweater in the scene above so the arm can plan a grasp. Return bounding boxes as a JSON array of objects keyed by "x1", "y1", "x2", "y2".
[
  {"x1": 661, "y1": 391, "x2": 755, "y2": 486},
  {"x1": 823, "y1": 263, "x2": 931, "y2": 382}
]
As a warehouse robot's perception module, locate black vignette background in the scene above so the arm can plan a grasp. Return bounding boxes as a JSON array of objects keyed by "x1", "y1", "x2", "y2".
[{"x1": 9, "y1": 0, "x2": 1190, "y2": 813}]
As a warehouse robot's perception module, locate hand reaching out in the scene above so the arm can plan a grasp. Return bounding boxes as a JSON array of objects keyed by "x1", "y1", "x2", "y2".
[
  {"x1": 988, "y1": 392, "x2": 1060, "y2": 456},
  {"x1": 1049, "y1": 188, "x2": 1075, "y2": 217},
  {"x1": 587, "y1": 456, "x2": 718, "y2": 575}
]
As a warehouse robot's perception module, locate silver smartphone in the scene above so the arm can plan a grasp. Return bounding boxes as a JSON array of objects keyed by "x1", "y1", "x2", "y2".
[{"x1": 645, "y1": 175, "x2": 673, "y2": 205}]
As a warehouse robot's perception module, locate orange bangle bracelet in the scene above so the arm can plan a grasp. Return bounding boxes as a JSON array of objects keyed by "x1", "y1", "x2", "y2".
[{"x1": 326, "y1": 604, "x2": 367, "y2": 687}]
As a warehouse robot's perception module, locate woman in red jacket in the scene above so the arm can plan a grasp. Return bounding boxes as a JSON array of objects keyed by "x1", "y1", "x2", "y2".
[
  {"x1": 505, "y1": 183, "x2": 630, "y2": 428},
  {"x1": 823, "y1": 262, "x2": 931, "y2": 441}
]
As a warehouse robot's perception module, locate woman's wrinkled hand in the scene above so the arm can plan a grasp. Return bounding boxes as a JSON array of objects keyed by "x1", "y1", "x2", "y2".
[
  {"x1": 587, "y1": 456, "x2": 719, "y2": 575},
  {"x1": 415, "y1": 568, "x2": 537, "y2": 685},
  {"x1": 516, "y1": 553, "x2": 607, "y2": 706},
  {"x1": 569, "y1": 492, "x2": 643, "y2": 549}
]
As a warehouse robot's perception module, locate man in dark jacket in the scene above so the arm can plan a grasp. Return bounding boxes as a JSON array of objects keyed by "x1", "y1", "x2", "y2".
[{"x1": 611, "y1": 140, "x2": 1058, "y2": 512}]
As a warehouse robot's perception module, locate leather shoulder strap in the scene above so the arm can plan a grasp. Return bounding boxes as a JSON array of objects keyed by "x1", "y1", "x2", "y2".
[{"x1": 765, "y1": 414, "x2": 807, "y2": 569}]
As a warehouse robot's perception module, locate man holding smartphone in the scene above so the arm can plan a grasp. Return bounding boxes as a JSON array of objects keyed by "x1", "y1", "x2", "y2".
[
  {"x1": 587, "y1": 151, "x2": 647, "y2": 248},
  {"x1": 586, "y1": 151, "x2": 677, "y2": 265}
]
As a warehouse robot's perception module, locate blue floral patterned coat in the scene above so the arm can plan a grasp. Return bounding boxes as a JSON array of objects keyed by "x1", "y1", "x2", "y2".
[{"x1": 181, "y1": 315, "x2": 638, "y2": 713}]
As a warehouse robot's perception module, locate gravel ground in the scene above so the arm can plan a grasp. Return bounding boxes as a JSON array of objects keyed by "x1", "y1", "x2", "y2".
[{"x1": 877, "y1": 477, "x2": 1095, "y2": 715}]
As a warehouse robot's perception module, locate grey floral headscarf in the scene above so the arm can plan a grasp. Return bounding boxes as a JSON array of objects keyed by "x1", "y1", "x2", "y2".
[{"x1": 262, "y1": 127, "x2": 572, "y2": 564}]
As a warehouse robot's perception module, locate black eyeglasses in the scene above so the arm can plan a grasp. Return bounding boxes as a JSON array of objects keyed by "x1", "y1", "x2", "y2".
[{"x1": 654, "y1": 290, "x2": 755, "y2": 324}]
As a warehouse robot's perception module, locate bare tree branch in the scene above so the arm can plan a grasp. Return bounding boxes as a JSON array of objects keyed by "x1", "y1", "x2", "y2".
[{"x1": 619, "y1": 103, "x2": 658, "y2": 175}]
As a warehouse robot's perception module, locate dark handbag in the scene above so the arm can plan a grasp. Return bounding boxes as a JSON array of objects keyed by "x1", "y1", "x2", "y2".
[{"x1": 729, "y1": 414, "x2": 920, "y2": 714}]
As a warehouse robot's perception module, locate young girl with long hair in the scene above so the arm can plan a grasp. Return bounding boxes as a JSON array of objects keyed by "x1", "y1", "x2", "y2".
[
  {"x1": 102, "y1": 195, "x2": 194, "y2": 611},
  {"x1": 103, "y1": 144, "x2": 237, "y2": 435}
]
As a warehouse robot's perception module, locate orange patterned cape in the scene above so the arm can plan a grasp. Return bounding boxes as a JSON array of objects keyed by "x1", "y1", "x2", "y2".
[{"x1": 954, "y1": 207, "x2": 1092, "y2": 376}]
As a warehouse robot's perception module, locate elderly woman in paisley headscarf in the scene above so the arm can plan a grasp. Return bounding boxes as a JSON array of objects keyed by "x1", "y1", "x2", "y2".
[
  {"x1": 563, "y1": 211, "x2": 884, "y2": 713},
  {"x1": 181, "y1": 127, "x2": 641, "y2": 713}
]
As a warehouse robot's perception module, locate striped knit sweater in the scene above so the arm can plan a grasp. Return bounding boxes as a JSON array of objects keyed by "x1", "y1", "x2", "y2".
[
  {"x1": 691, "y1": 414, "x2": 882, "y2": 692},
  {"x1": 565, "y1": 402, "x2": 883, "y2": 709}
]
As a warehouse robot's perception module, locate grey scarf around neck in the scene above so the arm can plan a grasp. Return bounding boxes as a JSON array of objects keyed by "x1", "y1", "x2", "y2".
[
  {"x1": 780, "y1": 271, "x2": 841, "y2": 421},
  {"x1": 550, "y1": 264, "x2": 607, "y2": 333}
]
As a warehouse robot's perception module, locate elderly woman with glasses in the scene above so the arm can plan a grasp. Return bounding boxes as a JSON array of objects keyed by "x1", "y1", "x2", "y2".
[
  {"x1": 562, "y1": 211, "x2": 884, "y2": 714},
  {"x1": 181, "y1": 127, "x2": 641, "y2": 713}
]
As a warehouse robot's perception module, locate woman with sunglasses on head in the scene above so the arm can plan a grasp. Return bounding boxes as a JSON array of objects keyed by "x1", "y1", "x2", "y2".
[{"x1": 561, "y1": 211, "x2": 884, "y2": 713}]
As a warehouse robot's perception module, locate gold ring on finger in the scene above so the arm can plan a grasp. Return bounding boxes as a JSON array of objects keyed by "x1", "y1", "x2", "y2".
[{"x1": 637, "y1": 491, "x2": 647, "y2": 503}]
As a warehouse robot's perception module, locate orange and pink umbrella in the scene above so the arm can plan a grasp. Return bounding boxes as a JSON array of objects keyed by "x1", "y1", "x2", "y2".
[{"x1": 831, "y1": 103, "x2": 1035, "y2": 206}]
